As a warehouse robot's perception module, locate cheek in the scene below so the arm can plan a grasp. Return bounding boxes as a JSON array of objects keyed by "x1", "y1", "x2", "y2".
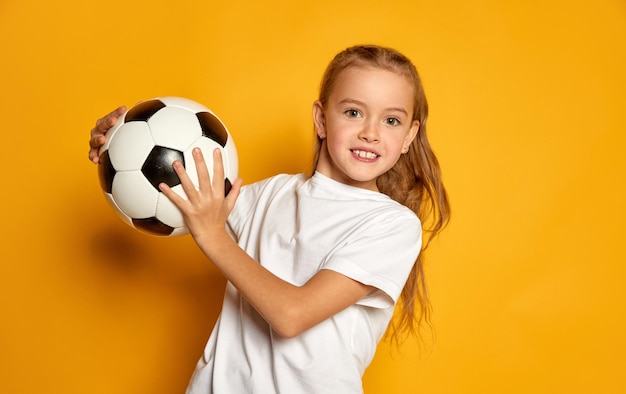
[
  {"x1": 325, "y1": 124, "x2": 349, "y2": 146},
  {"x1": 389, "y1": 150, "x2": 403, "y2": 165},
  {"x1": 390, "y1": 135, "x2": 408, "y2": 152},
  {"x1": 325, "y1": 135, "x2": 344, "y2": 157}
]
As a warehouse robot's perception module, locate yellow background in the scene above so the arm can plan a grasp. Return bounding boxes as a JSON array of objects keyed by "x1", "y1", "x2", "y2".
[{"x1": 1, "y1": 0, "x2": 625, "y2": 393}]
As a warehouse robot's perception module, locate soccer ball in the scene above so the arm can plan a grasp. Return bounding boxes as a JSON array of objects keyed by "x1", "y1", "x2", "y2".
[{"x1": 98, "y1": 96, "x2": 238, "y2": 236}]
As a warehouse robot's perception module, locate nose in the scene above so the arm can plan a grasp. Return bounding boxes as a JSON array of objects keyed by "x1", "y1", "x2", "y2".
[{"x1": 358, "y1": 121, "x2": 380, "y2": 143}]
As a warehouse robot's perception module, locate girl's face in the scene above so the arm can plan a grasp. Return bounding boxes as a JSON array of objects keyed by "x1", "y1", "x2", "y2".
[{"x1": 313, "y1": 66, "x2": 419, "y2": 191}]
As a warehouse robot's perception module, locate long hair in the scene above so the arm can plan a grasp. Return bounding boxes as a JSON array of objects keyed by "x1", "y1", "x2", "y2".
[{"x1": 312, "y1": 45, "x2": 451, "y2": 343}]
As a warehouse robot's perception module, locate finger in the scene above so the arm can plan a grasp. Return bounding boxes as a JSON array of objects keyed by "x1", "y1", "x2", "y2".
[
  {"x1": 171, "y1": 159, "x2": 199, "y2": 199},
  {"x1": 159, "y1": 181, "x2": 186, "y2": 206},
  {"x1": 88, "y1": 132, "x2": 105, "y2": 149},
  {"x1": 88, "y1": 146, "x2": 101, "y2": 163},
  {"x1": 94, "y1": 105, "x2": 126, "y2": 133},
  {"x1": 211, "y1": 148, "x2": 226, "y2": 192},
  {"x1": 191, "y1": 148, "x2": 211, "y2": 194},
  {"x1": 88, "y1": 133, "x2": 106, "y2": 163},
  {"x1": 91, "y1": 106, "x2": 125, "y2": 145},
  {"x1": 89, "y1": 106, "x2": 126, "y2": 165}
]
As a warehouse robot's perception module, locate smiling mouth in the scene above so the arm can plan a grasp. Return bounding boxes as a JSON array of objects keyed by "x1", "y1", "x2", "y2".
[{"x1": 352, "y1": 149, "x2": 379, "y2": 159}]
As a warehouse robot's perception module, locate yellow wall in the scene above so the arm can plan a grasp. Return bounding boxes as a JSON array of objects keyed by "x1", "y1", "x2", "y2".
[{"x1": 1, "y1": 0, "x2": 625, "y2": 393}]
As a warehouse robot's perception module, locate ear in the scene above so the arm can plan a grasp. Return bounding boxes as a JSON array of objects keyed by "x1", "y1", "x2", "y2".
[
  {"x1": 402, "y1": 120, "x2": 420, "y2": 153},
  {"x1": 312, "y1": 100, "x2": 327, "y2": 139}
]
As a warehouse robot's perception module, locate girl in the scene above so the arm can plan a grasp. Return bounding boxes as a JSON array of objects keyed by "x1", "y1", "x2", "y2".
[{"x1": 88, "y1": 45, "x2": 450, "y2": 393}]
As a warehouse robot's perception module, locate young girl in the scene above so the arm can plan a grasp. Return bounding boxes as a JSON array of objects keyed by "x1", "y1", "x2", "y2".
[{"x1": 88, "y1": 44, "x2": 450, "y2": 393}]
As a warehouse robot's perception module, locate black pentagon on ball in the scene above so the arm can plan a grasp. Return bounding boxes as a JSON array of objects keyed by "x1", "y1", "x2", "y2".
[
  {"x1": 98, "y1": 149, "x2": 116, "y2": 194},
  {"x1": 132, "y1": 217, "x2": 175, "y2": 236},
  {"x1": 141, "y1": 146, "x2": 185, "y2": 190},
  {"x1": 197, "y1": 111, "x2": 228, "y2": 147},
  {"x1": 125, "y1": 99, "x2": 166, "y2": 122},
  {"x1": 224, "y1": 178, "x2": 232, "y2": 196}
]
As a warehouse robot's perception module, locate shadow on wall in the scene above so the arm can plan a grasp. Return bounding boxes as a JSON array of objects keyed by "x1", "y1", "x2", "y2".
[{"x1": 64, "y1": 185, "x2": 226, "y2": 391}]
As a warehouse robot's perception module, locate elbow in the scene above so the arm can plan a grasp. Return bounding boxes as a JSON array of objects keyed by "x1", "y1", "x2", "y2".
[
  {"x1": 272, "y1": 325, "x2": 301, "y2": 339},
  {"x1": 268, "y1": 305, "x2": 310, "y2": 339}
]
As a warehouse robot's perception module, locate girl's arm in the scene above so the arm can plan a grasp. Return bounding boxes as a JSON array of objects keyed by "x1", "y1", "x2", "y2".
[{"x1": 160, "y1": 148, "x2": 373, "y2": 338}]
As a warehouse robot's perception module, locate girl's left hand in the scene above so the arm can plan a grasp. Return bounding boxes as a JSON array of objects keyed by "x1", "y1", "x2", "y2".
[{"x1": 159, "y1": 147, "x2": 242, "y2": 242}]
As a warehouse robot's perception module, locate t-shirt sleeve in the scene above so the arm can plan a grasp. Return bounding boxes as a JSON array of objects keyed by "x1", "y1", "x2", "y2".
[{"x1": 321, "y1": 211, "x2": 422, "y2": 309}]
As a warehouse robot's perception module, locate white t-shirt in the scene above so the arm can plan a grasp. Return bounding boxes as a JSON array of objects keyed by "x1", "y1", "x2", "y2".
[{"x1": 186, "y1": 172, "x2": 422, "y2": 394}]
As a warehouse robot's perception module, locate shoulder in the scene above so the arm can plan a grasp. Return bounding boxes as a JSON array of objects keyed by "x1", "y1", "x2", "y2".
[
  {"x1": 361, "y1": 202, "x2": 422, "y2": 247},
  {"x1": 231, "y1": 173, "x2": 307, "y2": 216},
  {"x1": 375, "y1": 201, "x2": 421, "y2": 232},
  {"x1": 241, "y1": 173, "x2": 308, "y2": 198}
]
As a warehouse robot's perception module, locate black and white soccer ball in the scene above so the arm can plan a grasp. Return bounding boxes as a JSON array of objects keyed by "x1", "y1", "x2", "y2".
[{"x1": 98, "y1": 96, "x2": 238, "y2": 236}]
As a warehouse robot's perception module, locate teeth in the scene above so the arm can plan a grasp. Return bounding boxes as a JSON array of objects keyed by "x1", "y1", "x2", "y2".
[{"x1": 353, "y1": 150, "x2": 378, "y2": 159}]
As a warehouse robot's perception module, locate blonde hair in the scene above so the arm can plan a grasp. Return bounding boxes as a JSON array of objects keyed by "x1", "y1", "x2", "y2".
[{"x1": 313, "y1": 45, "x2": 451, "y2": 343}]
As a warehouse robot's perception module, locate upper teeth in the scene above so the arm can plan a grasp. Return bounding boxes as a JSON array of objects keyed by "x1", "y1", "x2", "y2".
[{"x1": 353, "y1": 150, "x2": 377, "y2": 159}]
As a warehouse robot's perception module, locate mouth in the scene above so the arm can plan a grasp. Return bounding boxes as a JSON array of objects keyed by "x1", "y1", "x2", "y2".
[{"x1": 351, "y1": 149, "x2": 379, "y2": 160}]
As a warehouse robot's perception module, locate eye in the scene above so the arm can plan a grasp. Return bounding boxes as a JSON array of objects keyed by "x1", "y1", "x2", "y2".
[
  {"x1": 344, "y1": 109, "x2": 362, "y2": 118},
  {"x1": 384, "y1": 117, "x2": 401, "y2": 126}
]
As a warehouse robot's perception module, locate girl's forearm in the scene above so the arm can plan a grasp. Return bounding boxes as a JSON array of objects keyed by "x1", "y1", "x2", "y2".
[
  {"x1": 193, "y1": 228, "x2": 371, "y2": 338},
  {"x1": 194, "y1": 228, "x2": 308, "y2": 338}
]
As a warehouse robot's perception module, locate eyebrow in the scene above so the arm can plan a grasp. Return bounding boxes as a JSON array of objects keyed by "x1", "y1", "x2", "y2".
[{"x1": 338, "y1": 98, "x2": 409, "y2": 116}]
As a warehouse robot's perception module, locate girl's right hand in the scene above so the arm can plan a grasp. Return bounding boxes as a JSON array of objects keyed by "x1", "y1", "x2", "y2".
[{"x1": 88, "y1": 106, "x2": 126, "y2": 164}]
